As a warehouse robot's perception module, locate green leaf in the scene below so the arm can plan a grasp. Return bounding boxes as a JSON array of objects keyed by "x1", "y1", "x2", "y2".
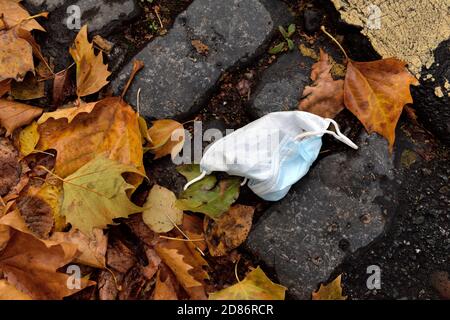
[
  {"x1": 268, "y1": 42, "x2": 286, "y2": 55},
  {"x1": 287, "y1": 39, "x2": 295, "y2": 51},
  {"x1": 287, "y1": 24, "x2": 296, "y2": 37},
  {"x1": 209, "y1": 267, "x2": 286, "y2": 300},
  {"x1": 61, "y1": 156, "x2": 144, "y2": 235},
  {"x1": 176, "y1": 165, "x2": 240, "y2": 219},
  {"x1": 278, "y1": 25, "x2": 288, "y2": 39}
]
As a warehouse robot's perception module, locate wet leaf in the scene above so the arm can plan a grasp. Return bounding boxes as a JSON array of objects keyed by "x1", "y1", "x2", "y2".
[
  {"x1": 176, "y1": 165, "x2": 240, "y2": 219},
  {"x1": 0, "y1": 99, "x2": 42, "y2": 136},
  {"x1": 299, "y1": 49, "x2": 345, "y2": 118},
  {"x1": 209, "y1": 267, "x2": 286, "y2": 300},
  {"x1": 344, "y1": 58, "x2": 419, "y2": 151},
  {"x1": 312, "y1": 274, "x2": 347, "y2": 300},
  {"x1": 148, "y1": 119, "x2": 185, "y2": 160},
  {"x1": 69, "y1": 25, "x2": 111, "y2": 97},
  {"x1": 204, "y1": 204, "x2": 254, "y2": 256},
  {"x1": 142, "y1": 185, "x2": 183, "y2": 233},
  {"x1": 60, "y1": 156, "x2": 144, "y2": 235}
]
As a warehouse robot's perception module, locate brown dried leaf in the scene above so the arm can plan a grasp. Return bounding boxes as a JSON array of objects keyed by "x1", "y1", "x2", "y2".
[
  {"x1": 69, "y1": 25, "x2": 111, "y2": 97},
  {"x1": 0, "y1": 137, "x2": 20, "y2": 196},
  {"x1": 0, "y1": 28, "x2": 33, "y2": 82},
  {"x1": 204, "y1": 204, "x2": 254, "y2": 257},
  {"x1": 191, "y1": 40, "x2": 209, "y2": 55},
  {"x1": 299, "y1": 49, "x2": 344, "y2": 118},
  {"x1": 153, "y1": 266, "x2": 178, "y2": 300},
  {"x1": 0, "y1": 0, "x2": 45, "y2": 32},
  {"x1": 0, "y1": 99, "x2": 42, "y2": 136},
  {"x1": 0, "y1": 227, "x2": 94, "y2": 299},
  {"x1": 0, "y1": 279, "x2": 32, "y2": 300},
  {"x1": 0, "y1": 79, "x2": 11, "y2": 97},
  {"x1": 344, "y1": 58, "x2": 419, "y2": 151},
  {"x1": 106, "y1": 238, "x2": 137, "y2": 274},
  {"x1": 37, "y1": 97, "x2": 144, "y2": 182},
  {"x1": 148, "y1": 119, "x2": 185, "y2": 160},
  {"x1": 51, "y1": 228, "x2": 107, "y2": 269},
  {"x1": 156, "y1": 239, "x2": 209, "y2": 299},
  {"x1": 11, "y1": 73, "x2": 45, "y2": 100},
  {"x1": 52, "y1": 68, "x2": 72, "y2": 107}
]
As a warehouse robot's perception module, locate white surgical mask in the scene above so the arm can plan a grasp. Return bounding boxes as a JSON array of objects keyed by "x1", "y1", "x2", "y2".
[{"x1": 184, "y1": 111, "x2": 358, "y2": 201}]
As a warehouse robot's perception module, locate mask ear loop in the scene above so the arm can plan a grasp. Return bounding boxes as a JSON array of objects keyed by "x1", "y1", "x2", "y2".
[
  {"x1": 183, "y1": 171, "x2": 207, "y2": 190},
  {"x1": 295, "y1": 119, "x2": 358, "y2": 150}
]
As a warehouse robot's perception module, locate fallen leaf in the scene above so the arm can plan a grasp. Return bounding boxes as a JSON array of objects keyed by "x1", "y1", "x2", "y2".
[
  {"x1": 148, "y1": 119, "x2": 185, "y2": 160},
  {"x1": 37, "y1": 97, "x2": 144, "y2": 183},
  {"x1": 344, "y1": 58, "x2": 419, "y2": 151},
  {"x1": 0, "y1": 225, "x2": 10, "y2": 250},
  {"x1": 176, "y1": 165, "x2": 240, "y2": 219},
  {"x1": 69, "y1": 25, "x2": 111, "y2": 97},
  {"x1": 0, "y1": 28, "x2": 34, "y2": 82},
  {"x1": 142, "y1": 185, "x2": 183, "y2": 233},
  {"x1": 52, "y1": 68, "x2": 72, "y2": 107},
  {"x1": 60, "y1": 156, "x2": 144, "y2": 235},
  {"x1": 209, "y1": 267, "x2": 286, "y2": 300},
  {"x1": 52, "y1": 228, "x2": 107, "y2": 269},
  {"x1": 141, "y1": 247, "x2": 161, "y2": 280},
  {"x1": 153, "y1": 266, "x2": 178, "y2": 300},
  {"x1": 98, "y1": 269, "x2": 122, "y2": 300},
  {"x1": 182, "y1": 214, "x2": 207, "y2": 252},
  {"x1": 0, "y1": 0, "x2": 45, "y2": 32},
  {"x1": 312, "y1": 274, "x2": 347, "y2": 300},
  {"x1": 0, "y1": 228, "x2": 93, "y2": 299},
  {"x1": 299, "y1": 49, "x2": 345, "y2": 118},
  {"x1": 118, "y1": 265, "x2": 147, "y2": 300},
  {"x1": 38, "y1": 101, "x2": 97, "y2": 125},
  {"x1": 431, "y1": 271, "x2": 450, "y2": 300},
  {"x1": 11, "y1": 72, "x2": 44, "y2": 101},
  {"x1": 17, "y1": 187, "x2": 55, "y2": 239},
  {"x1": 106, "y1": 238, "x2": 137, "y2": 274},
  {"x1": 18, "y1": 121, "x2": 39, "y2": 156},
  {"x1": 204, "y1": 204, "x2": 254, "y2": 256},
  {"x1": 0, "y1": 137, "x2": 20, "y2": 196},
  {"x1": 191, "y1": 40, "x2": 209, "y2": 55},
  {"x1": 0, "y1": 279, "x2": 32, "y2": 300},
  {"x1": 0, "y1": 79, "x2": 11, "y2": 97},
  {"x1": 156, "y1": 238, "x2": 209, "y2": 297},
  {"x1": 0, "y1": 99, "x2": 42, "y2": 135}
]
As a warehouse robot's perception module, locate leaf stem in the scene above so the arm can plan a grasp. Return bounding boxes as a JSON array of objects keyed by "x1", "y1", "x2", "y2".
[{"x1": 320, "y1": 26, "x2": 349, "y2": 61}]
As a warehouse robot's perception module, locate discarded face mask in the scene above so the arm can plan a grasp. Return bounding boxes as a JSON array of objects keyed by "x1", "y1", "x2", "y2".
[{"x1": 184, "y1": 111, "x2": 358, "y2": 201}]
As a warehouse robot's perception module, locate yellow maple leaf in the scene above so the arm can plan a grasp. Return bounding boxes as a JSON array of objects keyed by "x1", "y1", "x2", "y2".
[
  {"x1": 312, "y1": 274, "x2": 347, "y2": 300},
  {"x1": 60, "y1": 156, "x2": 144, "y2": 236},
  {"x1": 209, "y1": 267, "x2": 286, "y2": 300}
]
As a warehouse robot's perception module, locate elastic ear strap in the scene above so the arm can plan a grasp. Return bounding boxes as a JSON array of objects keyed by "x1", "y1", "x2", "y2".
[
  {"x1": 295, "y1": 120, "x2": 358, "y2": 150},
  {"x1": 183, "y1": 171, "x2": 207, "y2": 190},
  {"x1": 327, "y1": 119, "x2": 359, "y2": 149}
]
